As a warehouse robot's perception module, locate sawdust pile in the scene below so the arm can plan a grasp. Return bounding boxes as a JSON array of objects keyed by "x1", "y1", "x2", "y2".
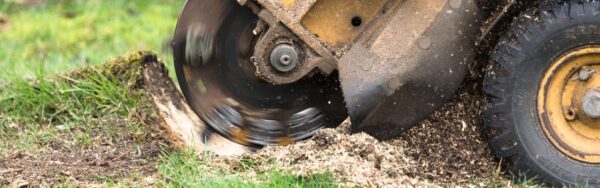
[
  {"x1": 234, "y1": 82, "x2": 503, "y2": 187},
  {"x1": 395, "y1": 91, "x2": 497, "y2": 184},
  {"x1": 249, "y1": 126, "x2": 433, "y2": 187}
]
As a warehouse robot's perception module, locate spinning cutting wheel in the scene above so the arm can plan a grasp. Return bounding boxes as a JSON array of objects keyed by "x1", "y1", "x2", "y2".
[{"x1": 172, "y1": 0, "x2": 347, "y2": 146}]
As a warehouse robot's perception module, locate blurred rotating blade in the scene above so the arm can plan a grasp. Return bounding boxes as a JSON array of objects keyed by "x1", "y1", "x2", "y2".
[{"x1": 173, "y1": 0, "x2": 348, "y2": 146}]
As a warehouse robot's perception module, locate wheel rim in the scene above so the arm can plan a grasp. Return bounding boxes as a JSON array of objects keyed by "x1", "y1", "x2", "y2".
[{"x1": 538, "y1": 46, "x2": 600, "y2": 163}]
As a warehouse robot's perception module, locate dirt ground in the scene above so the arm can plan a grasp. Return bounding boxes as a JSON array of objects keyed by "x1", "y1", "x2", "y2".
[{"x1": 0, "y1": 115, "x2": 171, "y2": 187}]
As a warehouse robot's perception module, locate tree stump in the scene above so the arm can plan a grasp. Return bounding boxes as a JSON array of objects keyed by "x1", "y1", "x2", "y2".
[{"x1": 140, "y1": 53, "x2": 251, "y2": 156}]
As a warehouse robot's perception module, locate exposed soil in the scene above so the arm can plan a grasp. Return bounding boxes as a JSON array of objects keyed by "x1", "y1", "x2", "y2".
[{"x1": 0, "y1": 114, "x2": 171, "y2": 187}]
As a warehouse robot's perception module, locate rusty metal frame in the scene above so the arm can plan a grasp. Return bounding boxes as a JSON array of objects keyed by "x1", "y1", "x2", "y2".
[
  {"x1": 238, "y1": 0, "x2": 399, "y2": 84},
  {"x1": 251, "y1": 0, "x2": 397, "y2": 56},
  {"x1": 300, "y1": 0, "x2": 389, "y2": 48}
]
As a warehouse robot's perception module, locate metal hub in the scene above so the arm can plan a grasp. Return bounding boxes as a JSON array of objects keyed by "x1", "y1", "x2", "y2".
[
  {"x1": 269, "y1": 44, "x2": 298, "y2": 72},
  {"x1": 538, "y1": 47, "x2": 600, "y2": 163},
  {"x1": 582, "y1": 89, "x2": 600, "y2": 119}
]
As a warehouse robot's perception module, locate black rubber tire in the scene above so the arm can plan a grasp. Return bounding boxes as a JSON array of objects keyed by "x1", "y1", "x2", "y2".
[{"x1": 485, "y1": 1, "x2": 600, "y2": 187}]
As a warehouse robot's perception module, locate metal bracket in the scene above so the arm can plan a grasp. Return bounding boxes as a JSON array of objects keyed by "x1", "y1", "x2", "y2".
[{"x1": 252, "y1": 22, "x2": 334, "y2": 84}]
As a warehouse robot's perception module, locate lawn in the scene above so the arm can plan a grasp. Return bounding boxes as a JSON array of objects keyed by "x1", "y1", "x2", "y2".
[{"x1": 0, "y1": 0, "x2": 179, "y2": 80}]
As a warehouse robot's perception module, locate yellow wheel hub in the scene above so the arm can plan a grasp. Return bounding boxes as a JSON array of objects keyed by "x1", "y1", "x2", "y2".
[{"x1": 538, "y1": 47, "x2": 600, "y2": 163}]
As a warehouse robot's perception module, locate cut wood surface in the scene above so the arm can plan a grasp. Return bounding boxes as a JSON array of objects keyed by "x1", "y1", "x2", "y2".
[{"x1": 140, "y1": 53, "x2": 251, "y2": 156}]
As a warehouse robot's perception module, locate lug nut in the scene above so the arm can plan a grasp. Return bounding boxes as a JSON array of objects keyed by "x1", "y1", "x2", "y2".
[
  {"x1": 578, "y1": 66, "x2": 596, "y2": 81},
  {"x1": 565, "y1": 108, "x2": 577, "y2": 121}
]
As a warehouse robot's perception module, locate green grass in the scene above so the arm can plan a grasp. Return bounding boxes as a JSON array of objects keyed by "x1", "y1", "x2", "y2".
[
  {"x1": 156, "y1": 150, "x2": 338, "y2": 188},
  {"x1": 1, "y1": 71, "x2": 139, "y2": 124},
  {"x1": 0, "y1": 0, "x2": 181, "y2": 80},
  {"x1": 0, "y1": 52, "x2": 149, "y2": 155},
  {"x1": 466, "y1": 161, "x2": 543, "y2": 188}
]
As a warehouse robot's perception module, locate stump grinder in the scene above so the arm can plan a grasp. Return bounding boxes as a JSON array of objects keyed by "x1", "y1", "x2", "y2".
[{"x1": 172, "y1": 0, "x2": 600, "y2": 186}]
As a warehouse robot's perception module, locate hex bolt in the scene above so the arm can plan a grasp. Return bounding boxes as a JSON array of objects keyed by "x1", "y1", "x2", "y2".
[
  {"x1": 252, "y1": 20, "x2": 266, "y2": 36},
  {"x1": 582, "y1": 89, "x2": 600, "y2": 118},
  {"x1": 579, "y1": 66, "x2": 596, "y2": 81},
  {"x1": 270, "y1": 44, "x2": 299, "y2": 73}
]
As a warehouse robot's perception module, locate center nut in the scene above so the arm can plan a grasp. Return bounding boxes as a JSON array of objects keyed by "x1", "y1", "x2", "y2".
[
  {"x1": 269, "y1": 44, "x2": 299, "y2": 72},
  {"x1": 582, "y1": 89, "x2": 600, "y2": 119}
]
